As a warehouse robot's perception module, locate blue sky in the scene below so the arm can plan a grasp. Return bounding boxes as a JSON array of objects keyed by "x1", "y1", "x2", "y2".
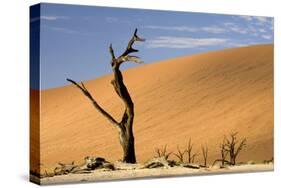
[{"x1": 30, "y1": 3, "x2": 274, "y2": 89}]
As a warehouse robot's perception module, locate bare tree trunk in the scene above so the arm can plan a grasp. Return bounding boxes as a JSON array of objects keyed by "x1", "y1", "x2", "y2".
[
  {"x1": 224, "y1": 132, "x2": 247, "y2": 165},
  {"x1": 67, "y1": 29, "x2": 145, "y2": 164},
  {"x1": 106, "y1": 29, "x2": 144, "y2": 163},
  {"x1": 186, "y1": 138, "x2": 197, "y2": 163},
  {"x1": 119, "y1": 127, "x2": 136, "y2": 163},
  {"x1": 215, "y1": 137, "x2": 229, "y2": 167},
  {"x1": 112, "y1": 65, "x2": 136, "y2": 163}
]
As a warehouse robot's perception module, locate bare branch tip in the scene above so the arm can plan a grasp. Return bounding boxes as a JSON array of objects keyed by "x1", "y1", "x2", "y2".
[{"x1": 66, "y1": 78, "x2": 76, "y2": 85}]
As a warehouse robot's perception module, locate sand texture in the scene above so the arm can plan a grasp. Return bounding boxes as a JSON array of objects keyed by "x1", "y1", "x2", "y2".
[{"x1": 35, "y1": 164, "x2": 273, "y2": 185}]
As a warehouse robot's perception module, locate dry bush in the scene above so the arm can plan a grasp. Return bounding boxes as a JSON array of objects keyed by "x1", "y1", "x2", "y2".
[
  {"x1": 186, "y1": 138, "x2": 198, "y2": 163},
  {"x1": 221, "y1": 138, "x2": 229, "y2": 166},
  {"x1": 154, "y1": 145, "x2": 172, "y2": 160},
  {"x1": 173, "y1": 145, "x2": 186, "y2": 163},
  {"x1": 213, "y1": 132, "x2": 246, "y2": 166},
  {"x1": 201, "y1": 144, "x2": 208, "y2": 167},
  {"x1": 224, "y1": 132, "x2": 246, "y2": 165},
  {"x1": 212, "y1": 137, "x2": 230, "y2": 167}
]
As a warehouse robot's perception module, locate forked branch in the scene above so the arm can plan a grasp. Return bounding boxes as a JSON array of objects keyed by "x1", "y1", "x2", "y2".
[
  {"x1": 110, "y1": 29, "x2": 145, "y2": 67},
  {"x1": 186, "y1": 138, "x2": 197, "y2": 163},
  {"x1": 155, "y1": 145, "x2": 172, "y2": 160},
  {"x1": 173, "y1": 145, "x2": 186, "y2": 163},
  {"x1": 121, "y1": 28, "x2": 145, "y2": 57},
  {"x1": 224, "y1": 132, "x2": 246, "y2": 165}
]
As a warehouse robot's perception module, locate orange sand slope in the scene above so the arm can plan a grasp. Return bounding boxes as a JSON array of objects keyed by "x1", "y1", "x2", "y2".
[{"x1": 39, "y1": 44, "x2": 273, "y2": 168}]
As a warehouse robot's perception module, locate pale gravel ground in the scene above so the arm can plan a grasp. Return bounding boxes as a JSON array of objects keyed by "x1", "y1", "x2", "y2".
[{"x1": 37, "y1": 164, "x2": 273, "y2": 185}]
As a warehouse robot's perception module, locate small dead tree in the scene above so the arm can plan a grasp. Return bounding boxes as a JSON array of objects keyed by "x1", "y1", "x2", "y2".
[
  {"x1": 155, "y1": 145, "x2": 172, "y2": 160},
  {"x1": 67, "y1": 29, "x2": 145, "y2": 163},
  {"x1": 201, "y1": 144, "x2": 208, "y2": 167},
  {"x1": 220, "y1": 138, "x2": 228, "y2": 166},
  {"x1": 186, "y1": 138, "x2": 198, "y2": 163},
  {"x1": 173, "y1": 145, "x2": 186, "y2": 163},
  {"x1": 212, "y1": 137, "x2": 230, "y2": 167},
  {"x1": 191, "y1": 153, "x2": 198, "y2": 163},
  {"x1": 224, "y1": 132, "x2": 247, "y2": 165}
]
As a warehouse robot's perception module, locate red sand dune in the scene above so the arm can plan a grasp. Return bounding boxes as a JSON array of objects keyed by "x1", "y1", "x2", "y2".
[{"x1": 32, "y1": 44, "x2": 273, "y2": 172}]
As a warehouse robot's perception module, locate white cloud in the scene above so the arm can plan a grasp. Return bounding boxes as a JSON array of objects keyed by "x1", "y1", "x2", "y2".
[
  {"x1": 145, "y1": 22, "x2": 260, "y2": 36},
  {"x1": 237, "y1": 15, "x2": 253, "y2": 21},
  {"x1": 227, "y1": 24, "x2": 249, "y2": 34},
  {"x1": 146, "y1": 36, "x2": 263, "y2": 49},
  {"x1": 223, "y1": 21, "x2": 273, "y2": 38},
  {"x1": 237, "y1": 15, "x2": 273, "y2": 27},
  {"x1": 234, "y1": 16, "x2": 274, "y2": 39},
  {"x1": 237, "y1": 15, "x2": 269, "y2": 24},
  {"x1": 261, "y1": 35, "x2": 272, "y2": 40},
  {"x1": 201, "y1": 26, "x2": 226, "y2": 33},
  {"x1": 48, "y1": 26, "x2": 78, "y2": 34},
  {"x1": 41, "y1": 16, "x2": 59, "y2": 20},
  {"x1": 255, "y1": 16, "x2": 268, "y2": 24},
  {"x1": 146, "y1": 36, "x2": 229, "y2": 48},
  {"x1": 144, "y1": 25, "x2": 194, "y2": 32},
  {"x1": 30, "y1": 15, "x2": 68, "y2": 23},
  {"x1": 43, "y1": 26, "x2": 91, "y2": 36},
  {"x1": 144, "y1": 25, "x2": 226, "y2": 34}
]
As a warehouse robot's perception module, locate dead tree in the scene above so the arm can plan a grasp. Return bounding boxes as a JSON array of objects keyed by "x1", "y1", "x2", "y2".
[
  {"x1": 220, "y1": 138, "x2": 228, "y2": 166},
  {"x1": 212, "y1": 137, "x2": 231, "y2": 167},
  {"x1": 155, "y1": 145, "x2": 172, "y2": 160},
  {"x1": 173, "y1": 145, "x2": 186, "y2": 163},
  {"x1": 67, "y1": 29, "x2": 145, "y2": 163},
  {"x1": 224, "y1": 132, "x2": 247, "y2": 165},
  {"x1": 191, "y1": 153, "x2": 198, "y2": 163},
  {"x1": 186, "y1": 138, "x2": 198, "y2": 163},
  {"x1": 201, "y1": 144, "x2": 208, "y2": 167}
]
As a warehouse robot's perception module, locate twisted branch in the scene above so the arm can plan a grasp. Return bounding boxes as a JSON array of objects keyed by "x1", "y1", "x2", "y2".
[{"x1": 66, "y1": 78, "x2": 120, "y2": 128}]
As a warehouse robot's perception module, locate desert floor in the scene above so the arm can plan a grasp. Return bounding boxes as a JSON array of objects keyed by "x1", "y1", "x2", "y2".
[{"x1": 34, "y1": 163, "x2": 273, "y2": 185}]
